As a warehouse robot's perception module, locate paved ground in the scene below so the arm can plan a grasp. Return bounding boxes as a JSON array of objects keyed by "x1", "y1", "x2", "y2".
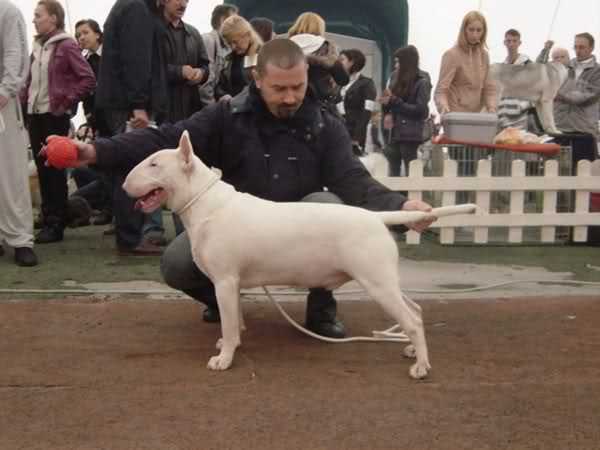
[
  {"x1": 2, "y1": 295, "x2": 600, "y2": 450},
  {"x1": 2, "y1": 220, "x2": 600, "y2": 449}
]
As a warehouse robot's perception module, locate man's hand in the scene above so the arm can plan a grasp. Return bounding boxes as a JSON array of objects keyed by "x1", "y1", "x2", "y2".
[
  {"x1": 182, "y1": 66, "x2": 205, "y2": 85},
  {"x1": 190, "y1": 69, "x2": 205, "y2": 85},
  {"x1": 0, "y1": 94, "x2": 8, "y2": 110},
  {"x1": 182, "y1": 65, "x2": 195, "y2": 80},
  {"x1": 401, "y1": 199, "x2": 436, "y2": 233},
  {"x1": 555, "y1": 93, "x2": 569, "y2": 104},
  {"x1": 130, "y1": 109, "x2": 150, "y2": 129},
  {"x1": 383, "y1": 113, "x2": 394, "y2": 130},
  {"x1": 378, "y1": 88, "x2": 392, "y2": 106},
  {"x1": 40, "y1": 135, "x2": 97, "y2": 167}
]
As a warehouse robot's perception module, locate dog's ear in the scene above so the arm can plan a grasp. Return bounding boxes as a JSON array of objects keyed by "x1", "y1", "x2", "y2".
[{"x1": 178, "y1": 130, "x2": 194, "y2": 169}]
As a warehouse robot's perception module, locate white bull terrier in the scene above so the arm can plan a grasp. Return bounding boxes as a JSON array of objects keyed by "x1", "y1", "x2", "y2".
[{"x1": 123, "y1": 131, "x2": 475, "y2": 379}]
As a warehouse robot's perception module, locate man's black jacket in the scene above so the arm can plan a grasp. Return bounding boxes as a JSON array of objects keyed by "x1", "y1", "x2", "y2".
[
  {"x1": 95, "y1": 85, "x2": 407, "y2": 211},
  {"x1": 163, "y1": 20, "x2": 209, "y2": 121},
  {"x1": 95, "y1": 0, "x2": 168, "y2": 119}
]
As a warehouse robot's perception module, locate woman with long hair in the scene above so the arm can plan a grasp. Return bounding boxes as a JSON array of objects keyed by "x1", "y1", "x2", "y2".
[
  {"x1": 434, "y1": 10, "x2": 496, "y2": 114},
  {"x1": 288, "y1": 11, "x2": 349, "y2": 108},
  {"x1": 381, "y1": 45, "x2": 432, "y2": 176},
  {"x1": 216, "y1": 14, "x2": 262, "y2": 100},
  {"x1": 21, "y1": 0, "x2": 95, "y2": 243},
  {"x1": 287, "y1": 11, "x2": 325, "y2": 37}
]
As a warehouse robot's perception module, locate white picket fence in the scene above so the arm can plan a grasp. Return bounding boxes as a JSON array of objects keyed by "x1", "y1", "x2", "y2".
[{"x1": 376, "y1": 158, "x2": 600, "y2": 245}]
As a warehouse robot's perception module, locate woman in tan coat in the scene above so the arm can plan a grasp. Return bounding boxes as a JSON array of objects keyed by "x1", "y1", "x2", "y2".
[{"x1": 434, "y1": 11, "x2": 496, "y2": 114}]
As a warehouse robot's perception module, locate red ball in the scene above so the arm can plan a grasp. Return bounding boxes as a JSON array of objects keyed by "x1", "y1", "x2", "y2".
[{"x1": 46, "y1": 137, "x2": 78, "y2": 169}]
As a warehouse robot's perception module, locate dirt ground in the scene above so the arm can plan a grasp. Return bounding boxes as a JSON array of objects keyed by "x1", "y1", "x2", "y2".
[{"x1": 2, "y1": 295, "x2": 600, "y2": 450}]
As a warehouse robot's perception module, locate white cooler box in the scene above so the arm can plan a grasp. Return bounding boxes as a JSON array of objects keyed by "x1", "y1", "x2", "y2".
[{"x1": 442, "y1": 112, "x2": 498, "y2": 144}]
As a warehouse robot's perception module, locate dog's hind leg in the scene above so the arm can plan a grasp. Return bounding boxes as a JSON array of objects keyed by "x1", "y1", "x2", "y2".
[
  {"x1": 359, "y1": 275, "x2": 431, "y2": 379},
  {"x1": 402, "y1": 293, "x2": 422, "y2": 317},
  {"x1": 537, "y1": 99, "x2": 560, "y2": 134},
  {"x1": 207, "y1": 277, "x2": 242, "y2": 371}
]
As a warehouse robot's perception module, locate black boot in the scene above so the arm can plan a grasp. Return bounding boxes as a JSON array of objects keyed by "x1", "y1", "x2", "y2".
[
  {"x1": 67, "y1": 195, "x2": 92, "y2": 228},
  {"x1": 181, "y1": 288, "x2": 221, "y2": 323},
  {"x1": 202, "y1": 305, "x2": 221, "y2": 323},
  {"x1": 305, "y1": 289, "x2": 346, "y2": 338},
  {"x1": 14, "y1": 247, "x2": 38, "y2": 267},
  {"x1": 35, "y1": 215, "x2": 64, "y2": 244}
]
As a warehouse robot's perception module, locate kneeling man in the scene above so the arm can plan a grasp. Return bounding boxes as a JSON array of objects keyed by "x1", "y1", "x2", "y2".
[{"x1": 62, "y1": 39, "x2": 434, "y2": 337}]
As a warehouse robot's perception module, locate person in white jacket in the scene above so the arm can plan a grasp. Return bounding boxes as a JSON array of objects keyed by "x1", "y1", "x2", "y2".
[{"x1": 0, "y1": 0, "x2": 38, "y2": 266}]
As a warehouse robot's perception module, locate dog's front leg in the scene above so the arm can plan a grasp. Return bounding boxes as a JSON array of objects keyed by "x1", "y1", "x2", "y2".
[{"x1": 207, "y1": 278, "x2": 242, "y2": 371}]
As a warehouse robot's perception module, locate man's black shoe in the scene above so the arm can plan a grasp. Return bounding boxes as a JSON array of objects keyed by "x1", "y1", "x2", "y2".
[
  {"x1": 91, "y1": 210, "x2": 113, "y2": 226},
  {"x1": 14, "y1": 247, "x2": 38, "y2": 267},
  {"x1": 202, "y1": 306, "x2": 221, "y2": 323},
  {"x1": 67, "y1": 196, "x2": 92, "y2": 228},
  {"x1": 35, "y1": 226, "x2": 64, "y2": 244},
  {"x1": 305, "y1": 318, "x2": 346, "y2": 339}
]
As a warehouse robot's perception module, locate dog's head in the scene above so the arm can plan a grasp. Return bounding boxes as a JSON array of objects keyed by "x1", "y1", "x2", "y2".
[{"x1": 123, "y1": 130, "x2": 211, "y2": 213}]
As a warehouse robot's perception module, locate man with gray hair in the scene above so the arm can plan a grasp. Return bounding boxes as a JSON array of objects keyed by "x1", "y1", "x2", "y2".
[
  {"x1": 199, "y1": 4, "x2": 238, "y2": 105},
  {"x1": 54, "y1": 38, "x2": 435, "y2": 338},
  {"x1": 537, "y1": 40, "x2": 571, "y2": 66},
  {"x1": 0, "y1": 0, "x2": 38, "y2": 266},
  {"x1": 554, "y1": 32, "x2": 600, "y2": 168}
]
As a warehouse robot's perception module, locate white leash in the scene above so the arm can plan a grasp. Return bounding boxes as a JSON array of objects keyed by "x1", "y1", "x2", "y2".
[
  {"x1": 261, "y1": 286, "x2": 410, "y2": 343},
  {"x1": 259, "y1": 204, "x2": 478, "y2": 344}
]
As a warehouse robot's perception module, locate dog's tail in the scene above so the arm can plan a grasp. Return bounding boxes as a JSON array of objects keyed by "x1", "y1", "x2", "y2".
[
  {"x1": 377, "y1": 204, "x2": 478, "y2": 226},
  {"x1": 377, "y1": 210, "x2": 429, "y2": 225}
]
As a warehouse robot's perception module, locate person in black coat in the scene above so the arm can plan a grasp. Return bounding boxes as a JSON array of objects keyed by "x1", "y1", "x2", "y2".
[
  {"x1": 57, "y1": 39, "x2": 435, "y2": 339},
  {"x1": 74, "y1": 19, "x2": 103, "y2": 133},
  {"x1": 72, "y1": 19, "x2": 114, "y2": 226},
  {"x1": 381, "y1": 45, "x2": 432, "y2": 176},
  {"x1": 95, "y1": 0, "x2": 168, "y2": 131},
  {"x1": 94, "y1": 0, "x2": 169, "y2": 254},
  {"x1": 160, "y1": 0, "x2": 209, "y2": 123},
  {"x1": 339, "y1": 49, "x2": 377, "y2": 155}
]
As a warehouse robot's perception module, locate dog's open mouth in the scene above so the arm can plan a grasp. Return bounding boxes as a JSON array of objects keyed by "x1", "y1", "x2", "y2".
[{"x1": 134, "y1": 188, "x2": 168, "y2": 213}]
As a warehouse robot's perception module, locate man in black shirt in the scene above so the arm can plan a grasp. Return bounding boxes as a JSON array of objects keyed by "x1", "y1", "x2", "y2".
[{"x1": 161, "y1": 0, "x2": 209, "y2": 122}]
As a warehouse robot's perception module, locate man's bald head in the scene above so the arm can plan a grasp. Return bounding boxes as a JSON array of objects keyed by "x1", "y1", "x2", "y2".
[
  {"x1": 253, "y1": 39, "x2": 309, "y2": 119},
  {"x1": 255, "y1": 38, "x2": 307, "y2": 77},
  {"x1": 551, "y1": 47, "x2": 570, "y2": 65}
]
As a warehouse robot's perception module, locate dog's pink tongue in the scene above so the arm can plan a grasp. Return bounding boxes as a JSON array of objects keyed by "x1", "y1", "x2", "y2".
[{"x1": 134, "y1": 199, "x2": 144, "y2": 210}]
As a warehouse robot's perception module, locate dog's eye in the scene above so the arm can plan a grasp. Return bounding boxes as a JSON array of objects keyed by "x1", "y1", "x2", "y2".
[{"x1": 149, "y1": 162, "x2": 158, "y2": 167}]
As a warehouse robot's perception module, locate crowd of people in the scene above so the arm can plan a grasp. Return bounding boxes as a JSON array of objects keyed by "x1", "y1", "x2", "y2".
[{"x1": 0, "y1": 0, "x2": 598, "y2": 336}]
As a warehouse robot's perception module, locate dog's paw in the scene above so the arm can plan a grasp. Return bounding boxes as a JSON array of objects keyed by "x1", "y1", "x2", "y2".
[
  {"x1": 409, "y1": 362, "x2": 431, "y2": 380},
  {"x1": 207, "y1": 353, "x2": 233, "y2": 371},
  {"x1": 403, "y1": 344, "x2": 416, "y2": 359}
]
